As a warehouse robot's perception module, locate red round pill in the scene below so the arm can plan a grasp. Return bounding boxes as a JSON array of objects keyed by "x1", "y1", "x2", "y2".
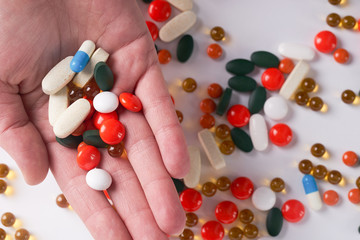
[
  {"x1": 227, "y1": 105, "x2": 250, "y2": 128},
  {"x1": 179, "y1": 189, "x2": 202, "y2": 212},
  {"x1": 119, "y1": 93, "x2": 143, "y2": 112},
  {"x1": 77, "y1": 145, "x2": 101, "y2": 171},
  {"x1": 348, "y1": 188, "x2": 360, "y2": 204},
  {"x1": 314, "y1": 30, "x2": 337, "y2": 53},
  {"x1": 269, "y1": 123, "x2": 293, "y2": 146},
  {"x1": 93, "y1": 111, "x2": 118, "y2": 129},
  {"x1": 281, "y1": 199, "x2": 305, "y2": 223},
  {"x1": 99, "y1": 119, "x2": 126, "y2": 145},
  {"x1": 201, "y1": 221, "x2": 224, "y2": 240},
  {"x1": 261, "y1": 68, "x2": 285, "y2": 91},
  {"x1": 215, "y1": 201, "x2": 238, "y2": 224},
  {"x1": 146, "y1": 21, "x2": 159, "y2": 41},
  {"x1": 148, "y1": 0, "x2": 172, "y2": 22},
  {"x1": 231, "y1": 177, "x2": 254, "y2": 200}
]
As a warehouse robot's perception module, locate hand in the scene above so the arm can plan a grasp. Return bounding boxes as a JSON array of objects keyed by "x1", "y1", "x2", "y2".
[{"x1": 0, "y1": 0, "x2": 189, "y2": 239}]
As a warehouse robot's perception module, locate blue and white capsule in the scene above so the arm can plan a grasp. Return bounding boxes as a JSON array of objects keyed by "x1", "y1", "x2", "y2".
[
  {"x1": 70, "y1": 40, "x2": 95, "y2": 73},
  {"x1": 302, "y1": 174, "x2": 322, "y2": 210}
]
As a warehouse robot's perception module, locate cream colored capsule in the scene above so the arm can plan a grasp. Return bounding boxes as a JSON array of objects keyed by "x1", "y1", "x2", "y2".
[
  {"x1": 249, "y1": 114, "x2": 268, "y2": 151},
  {"x1": 72, "y1": 48, "x2": 109, "y2": 88},
  {"x1": 279, "y1": 60, "x2": 310, "y2": 99},
  {"x1": 167, "y1": 0, "x2": 193, "y2": 11},
  {"x1": 184, "y1": 146, "x2": 201, "y2": 188},
  {"x1": 48, "y1": 86, "x2": 68, "y2": 126},
  {"x1": 159, "y1": 11, "x2": 197, "y2": 43},
  {"x1": 42, "y1": 56, "x2": 75, "y2": 95},
  {"x1": 53, "y1": 99, "x2": 91, "y2": 138},
  {"x1": 198, "y1": 129, "x2": 225, "y2": 170}
]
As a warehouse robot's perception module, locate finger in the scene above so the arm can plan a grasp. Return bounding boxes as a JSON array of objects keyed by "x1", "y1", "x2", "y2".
[
  {"x1": 101, "y1": 154, "x2": 168, "y2": 240},
  {"x1": 48, "y1": 142, "x2": 132, "y2": 240},
  {"x1": 0, "y1": 83, "x2": 48, "y2": 185},
  {"x1": 135, "y1": 65, "x2": 190, "y2": 178},
  {"x1": 121, "y1": 110, "x2": 186, "y2": 235}
]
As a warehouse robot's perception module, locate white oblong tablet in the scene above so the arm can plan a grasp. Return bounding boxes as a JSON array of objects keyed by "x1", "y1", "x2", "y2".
[
  {"x1": 198, "y1": 129, "x2": 225, "y2": 170},
  {"x1": 159, "y1": 11, "x2": 197, "y2": 43},
  {"x1": 53, "y1": 98, "x2": 91, "y2": 138},
  {"x1": 278, "y1": 42, "x2": 315, "y2": 61},
  {"x1": 264, "y1": 96, "x2": 289, "y2": 121},
  {"x1": 252, "y1": 187, "x2": 276, "y2": 211},
  {"x1": 86, "y1": 168, "x2": 112, "y2": 191},
  {"x1": 93, "y1": 91, "x2": 119, "y2": 113},
  {"x1": 167, "y1": 0, "x2": 193, "y2": 11},
  {"x1": 279, "y1": 60, "x2": 310, "y2": 99},
  {"x1": 249, "y1": 114, "x2": 268, "y2": 151},
  {"x1": 72, "y1": 48, "x2": 110, "y2": 88},
  {"x1": 42, "y1": 56, "x2": 75, "y2": 95},
  {"x1": 184, "y1": 146, "x2": 201, "y2": 188},
  {"x1": 48, "y1": 86, "x2": 69, "y2": 126}
]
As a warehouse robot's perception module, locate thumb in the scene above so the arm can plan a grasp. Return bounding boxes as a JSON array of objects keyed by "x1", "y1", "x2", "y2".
[{"x1": 0, "y1": 84, "x2": 49, "y2": 185}]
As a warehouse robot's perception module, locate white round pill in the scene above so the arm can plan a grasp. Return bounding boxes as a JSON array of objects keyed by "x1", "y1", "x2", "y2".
[
  {"x1": 252, "y1": 187, "x2": 276, "y2": 211},
  {"x1": 264, "y1": 96, "x2": 288, "y2": 121},
  {"x1": 86, "y1": 168, "x2": 112, "y2": 191},
  {"x1": 93, "y1": 91, "x2": 119, "y2": 113}
]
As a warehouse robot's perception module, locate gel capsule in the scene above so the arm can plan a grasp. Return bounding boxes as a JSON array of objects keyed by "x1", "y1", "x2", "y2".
[
  {"x1": 302, "y1": 174, "x2": 322, "y2": 210},
  {"x1": 180, "y1": 189, "x2": 202, "y2": 212},
  {"x1": 70, "y1": 40, "x2": 95, "y2": 73}
]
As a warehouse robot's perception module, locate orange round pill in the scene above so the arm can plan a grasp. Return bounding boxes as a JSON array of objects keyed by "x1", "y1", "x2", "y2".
[
  {"x1": 323, "y1": 190, "x2": 339, "y2": 206},
  {"x1": 200, "y1": 98, "x2": 216, "y2": 114},
  {"x1": 278, "y1": 58, "x2": 295, "y2": 74},
  {"x1": 207, "y1": 83, "x2": 223, "y2": 98},
  {"x1": 342, "y1": 151, "x2": 358, "y2": 166},
  {"x1": 200, "y1": 114, "x2": 215, "y2": 129},
  {"x1": 207, "y1": 43, "x2": 223, "y2": 59},
  {"x1": 333, "y1": 48, "x2": 349, "y2": 64},
  {"x1": 348, "y1": 188, "x2": 360, "y2": 204},
  {"x1": 158, "y1": 49, "x2": 171, "y2": 64}
]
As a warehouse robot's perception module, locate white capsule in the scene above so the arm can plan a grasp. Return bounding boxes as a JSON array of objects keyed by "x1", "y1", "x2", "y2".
[
  {"x1": 86, "y1": 168, "x2": 112, "y2": 191},
  {"x1": 251, "y1": 187, "x2": 276, "y2": 211},
  {"x1": 278, "y1": 42, "x2": 315, "y2": 61},
  {"x1": 249, "y1": 114, "x2": 268, "y2": 151},
  {"x1": 93, "y1": 91, "x2": 119, "y2": 113},
  {"x1": 264, "y1": 96, "x2": 289, "y2": 121},
  {"x1": 184, "y1": 146, "x2": 201, "y2": 188}
]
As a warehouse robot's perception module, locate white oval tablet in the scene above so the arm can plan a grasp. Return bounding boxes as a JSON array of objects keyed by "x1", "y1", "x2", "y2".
[
  {"x1": 249, "y1": 114, "x2": 268, "y2": 151},
  {"x1": 264, "y1": 96, "x2": 288, "y2": 121},
  {"x1": 252, "y1": 187, "x2": 276, "y2": 211},
  {"x1": 48, "y1": 86, "x2": 68, "y2": 126},
  {"x1": 184, "y1": 146, "x2": 201, "y2": 188},
  {"x1": 159, "y1": 11, "x2": 197, "y2": 42},
  {"x1": 167, "y1": 0, "x2": 193, "y2": 11},
  {"x1": 278, "y1": 42, "x2": 315, "y2": 61},
  {"x1": 53, "y1": 98, "x2": 91, "y2": 138},
  {"x1": 93, "y1": 91, "x2": 119, "y2": 113},
  {"x1": 86, "y1": 168, "x2": 112, "y2": 191}
]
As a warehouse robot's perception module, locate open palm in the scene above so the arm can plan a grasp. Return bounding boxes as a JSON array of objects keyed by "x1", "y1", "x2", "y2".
[{"x1": 0, "y1": 0, "x2": 189, "y2": 239}]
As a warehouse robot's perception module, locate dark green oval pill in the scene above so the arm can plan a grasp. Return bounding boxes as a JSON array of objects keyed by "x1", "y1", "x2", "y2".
[
  {"x1": 266, "y1": 207, "x2": 283, "y2": 237},
  {"x1": 177, "y1": 35, "x2": 194, "y2": 63},
  {"x1": 248, "y1": 86, "x2": 267, "y2": 114},
  {"x1": 94, "y1": 62, "x2": 114, "y2": 91},
  {"x1": 251, "y1": 51, "x2": 280, "y2": 68},
  {"x1": 83, "y1": 130, "x2": 108, "y2": 148},
  {"x1": 228, "y1": 76, "x2": 257, "y2": 92},
  {"x1": 172, "y1": 178, "x2": 185, "y2": 193},
  {"x1": 56, "y1": 135, "x2": 83, "y2": 149},
  {"x1": 230, "y1": 128, "x2": 253, "y2": 152},
  {"x1": 216, "y1": 88, "x2": 232, "y2": 116},
  {"x1": 226, "y1": 59, "x2": 255, "y2": 75}
]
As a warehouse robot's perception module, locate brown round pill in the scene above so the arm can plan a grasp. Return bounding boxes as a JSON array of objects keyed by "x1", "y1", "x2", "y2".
[
  {"x1": 313, "y1": 165, "x2": 328, "y2": 180},
  {"x1": 244, "y1": 224, "x2": 258, "y2": 239},
  {"x1": 201, "y1": 182, "x2": 217, "y2": 197},
  {"x1": 327, "y1": 170, "x2": 342, "y2": 184},
  {"x1": 311, "y1": 143, "x2": 326, "y2": 157},
  {"x1": 176, "y1": 110, "x2": 184, "y2": 123},
  {"x1": 301, "y1": 78, "x2": 316, "y2": 92},
  {"x1": 210, "y1": 26, "x2": 225, "y2": 41},
  {"x1": 107, "y1": 142, "x2": 124, "y2": 158},
  {"x1": 215, "y1": 124, "x2": 230, "y2": 139},
  {"x1": 0, "y1": 228, "x2": 5, "y2": 240},
  {"x1": 228, "y1": 227, "x2": 244, "y2": 240},
  {"x1": 83, "y1": 79, "x2": 100, "y2": 100},
  {"x1": 1, "y1": 212, "x2": 15, "y2": 227},
  {"x1": 208, "y1": 83, "x2": 223, "y2": 98},
  {"x1": 216, "y1": 176, "x2": 231, "y2": 191},
  {"x1": 342, "y1": 16, "x2": 356, "y2": 29},
  {"x1": 309, "y1": 97, "x2": 324, "y2": 111},
  {"x1": 295, "y1": 91, "x2": 309, "y2": 106},
  {"x1": 219, "y1": 140, "x2": 235, "y2": 155},
  {"x1": 356, "y1": 176, "x2": 360, "y2": 189},
  {"x1": 0, "y1": 164, "x2": 9, "y2": 178},
  {"x1": 56, "y1": 194, "x2": 69, "y2": 208},
  {"x1": 0, "y1": 180, "x2": 7, "y2": 194},
  {"x1": 179, "y1": 228, "x2": 194, "y2": 240},
  {"x1": 299, "y1": 159, "x2": 313, "y2": 174},
  {"x1": 326, "y1": 13, "x2": 341, "y2": 27},
  {"x1": 182, "y1": 78, "x2": 197, "y2": 92},
  {"x1": 239, "y1": 209, "x2": 254, "y2": 224},
  {"x1": 67, "y1": 82, "x2": 84, "y2": 104},
  {"x1": 200, "y1": 114, "x2": 215, "y2": 129},
  {"x1": 15, "y1": 228, "x2": 30, "y2": 240},
  {"x1": 270, "y1": 177, "x2": 285, "y2": 192},
  {"x1": 185, "y1": 212, "x2": 198, "y2": 227},
  {"x1": 341, "y1": 90, "x2": 356, "y2": 104},
  {"x1": 328, "y1": 0, "x2": 341, "y2": 5}
]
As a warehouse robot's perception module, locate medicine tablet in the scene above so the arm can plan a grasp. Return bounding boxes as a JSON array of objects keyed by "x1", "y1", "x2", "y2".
[
  {"x1": 167, "y1": 0, "x2": 193, "y2": 11},
  {"x1": 264, "y1": 96, "x2": 288, "y2": 121},
  {"x1": 249, "y1": 114, "x2": 268, "y2": 151},
  {"x1": 159, "y1": 11, "x2": 197, "y2": 42},
  {"x1": 93, "y1": 91, "x2": 119, "y2": 113},
  {"x1": 184, "y1": 146, "x2": 201, "y2": 188},
  {"x1": 251, "y1": 186, "x2": 276, "y2": 211},
  {"x1": 278, "y1": 42, "x2": 315, "y2": 61},
  {"x1": 86, "y1": 168, "x2": 112, "y2": 191}
]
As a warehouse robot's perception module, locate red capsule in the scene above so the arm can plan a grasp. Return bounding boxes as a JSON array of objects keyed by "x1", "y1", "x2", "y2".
[
  {"x1": 269, "y1": 123, "x2": 293, "y2": 146},
  {"x1": 93, "y1": 111, "x2": 118, "y2": 129},
  {"x1": 179, "y1": 189, "x2": 202, "y2": 212},
  {"x1": 201, "y1": 221, "x2": 224, "y2": 240},
  {"x1": 99, "y1": 119, "x2": 126, "y2": 145},
  {"x1": 261, "y1": 68, "x2": 285, "y2": 91},
  {"x1": 77, "y1": 145, "x2": 101, "y2": 171},
  {"x1": 227, "y1": 105, "x2": 250, "y2": 128},
  {"x1": 146, "y1": 21, "x2": 159, "y2": 41},
  {"x1": 119, "y1": 93, "x2": 143, "y2": 112},
  {"x1": 231, "y1": 177, "x2": 254, "y2": 200},
  {"x1": 215, "y1": 201, "x2": 238, "y2": 224},
  {"x1": 148, "y1": 0, "x2": 172, "y2": 22},
  {"x1": 314, "y1": 30, "x2": 337, "y2": 53}
]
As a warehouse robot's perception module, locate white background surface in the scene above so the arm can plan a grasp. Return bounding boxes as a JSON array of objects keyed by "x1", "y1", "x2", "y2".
[{"x1": 1, "y1": 0, "x2": 360, "y2": 239}]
